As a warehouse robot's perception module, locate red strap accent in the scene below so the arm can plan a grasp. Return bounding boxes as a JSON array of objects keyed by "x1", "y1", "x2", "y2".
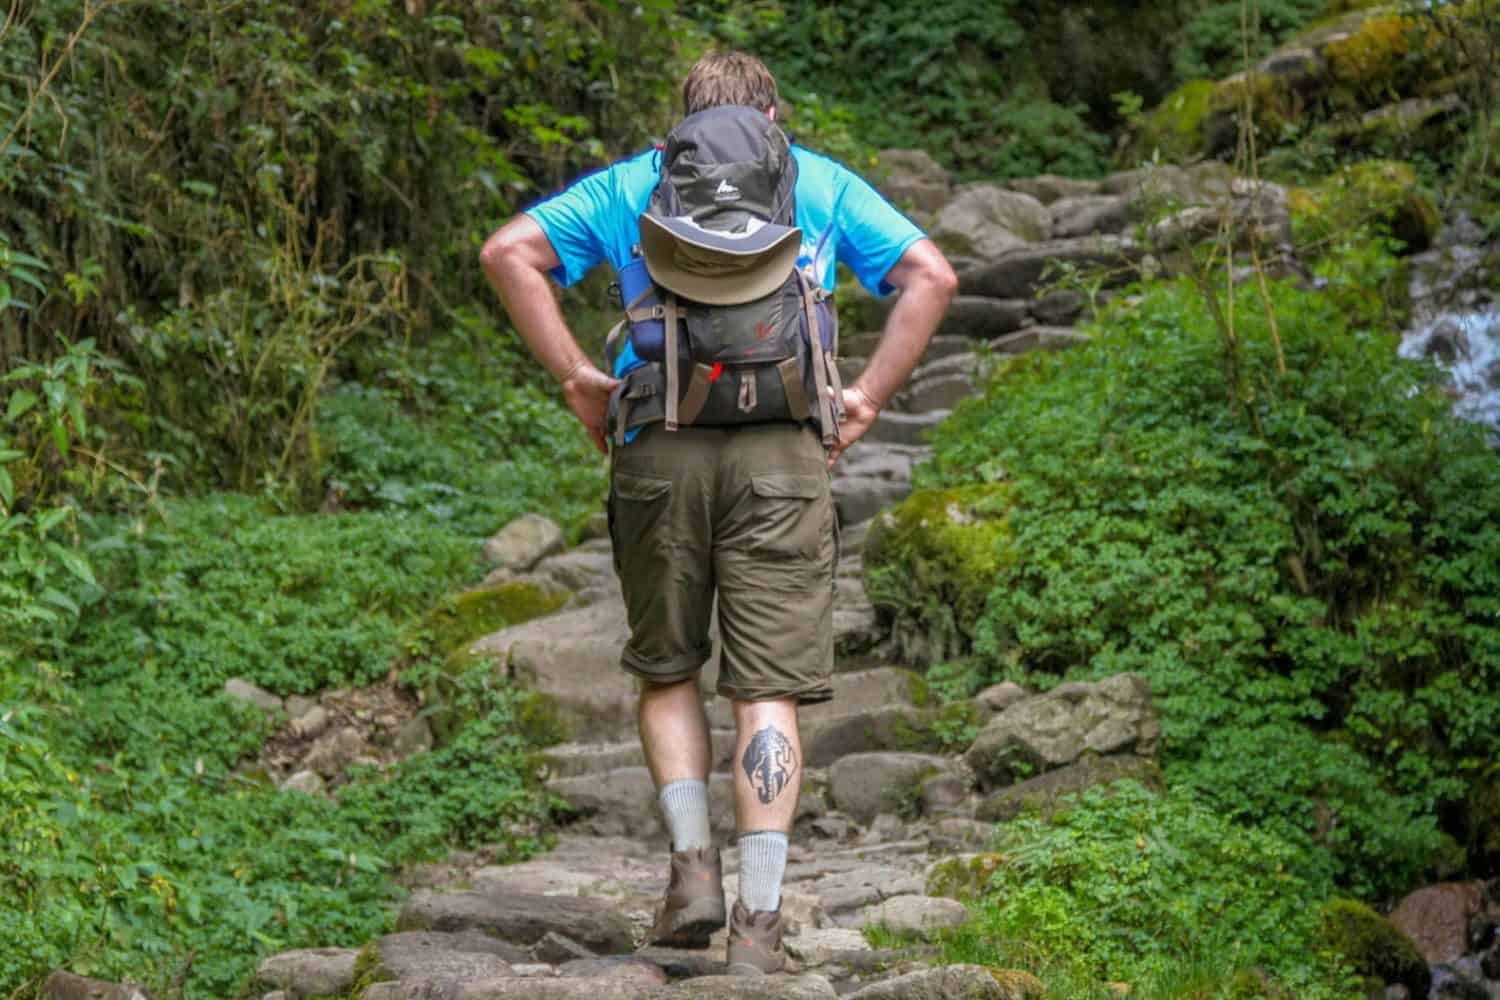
[{"x1": 709, "y1": 362, "x2": 724, "y2": 382}]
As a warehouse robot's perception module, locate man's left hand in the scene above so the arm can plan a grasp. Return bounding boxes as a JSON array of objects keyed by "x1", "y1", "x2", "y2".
[{"x1": 828, "y1": 386, "x2": 879, "y2": 468}]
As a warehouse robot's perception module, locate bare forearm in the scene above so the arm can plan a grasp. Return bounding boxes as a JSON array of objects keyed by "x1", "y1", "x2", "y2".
[
  {"x1": 481, "y1": 249, "x2": 591, "y2": 382},
  {"x1": 853, "y1": 275, "x2": 954, "y2": 408}
]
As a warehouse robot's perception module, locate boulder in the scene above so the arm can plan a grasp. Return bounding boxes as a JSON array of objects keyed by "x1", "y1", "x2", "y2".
[
  {"x1": 225, "y1": 678, "x2": 282, "y2": 713},
  {"x1": 846, "y1": 964, "x2": 1043, "y2": 1000},
  {"x1": 1389, "y1": 882, "x2": 1484, "y2": 965},
  {"x1": 874, "y1": 149, "x2": 951, "y2": 214},
  {"x1": 784, "y1": 926, "x2": 871, "y2": 965},
  {"x1": 975, "y1": 682, "x2": 1029, "y2": 720},
  {"x1": 396, "y1": 889, "x2": 635, "y2": 954},
  {"x1": 832, "y1": 477, "x2": 914, "y2": 528},
  {"x1": 483, "y1": 513, "x2": 564, "y2": 572},
  {"x1": 366, "y1": 978, "x2": 651, "y2": 1000},
  {"x1": 897, "y1": 373, "x2": 974, "y2": 414},
  {"x1": 1050, "y1": 194, "x2": 1134, "y2": 238},
  {"x1": 988, "y1": 326, "x2": 1089, "y2": 355},
  {"x1": 958, "y1": 237, "x2": 1136, "y2": 300},
  {"x1": 254, "y1": 948, "x2": 358, "y2": 999},
  {"x1": 926, "y1": 853, "x2": 1006, "y2": 901},
  {"x1": 964, "y1": 673, "x2": 1159, "y2": 791},
  {"x1": 546, "y1": 765, "x2": 661, "y2": 839},
  {"x1": 1030, "y1": 289, "x2": 1086, "y2": 326},
  {"x1": 41, "y1": 973, "x2": 149, "y2": 1000},
  {"x1": 860, "y1": 895, "x2": 970, "y2": 935},
  {"x1": 1316, "y1": 899, "x2": 1431, "y2": 998},
  {"x1": 528, "y1": 546, "x2": 618, "y2": 599},
  {"x1": 393, "y1": 716, "x2": 434, "y2": 757},
  {"x1": 557, "y1": 956, "x2": 667, "y2": 986},
  {"x1": 798, "y1": 860, "x2": 926, "y2": 917},
  {"x1": 1006, "y1": 175, "x2": 1102, "y2": 205},
  {"x1": 358, "y1": 931, "x2": 523, "y2": 991},
  {"x1": 828, "y1": 752, "x2": 957, "y2": 825},
  {"x1": 932, "y1": 185, "x2": 1051, "y2": 259},
  {"x1": 533, "y1": 932, "x2": 596, "y2": 964},
  {"x1": 800, "y1": 705, "x2": 946, "y2": 768},
  {"x1": 304, "y1": 726, "x2": 369, "y2": 779},
  {"x1": 853, "y1": 292, "x2": 1029, "y2": 341},
  {"x1": 862, "y1": 410, "x2": 948, "y2": 447},
  {"x1": 652, "y1": 974, "x2": 839, "y2": 999},
  {"x1": 976, "y1": 754, "x2": 1162, "y2": 821},
  {"x1": 279, "y1": 770, "x2": 325, "y2": 796}
]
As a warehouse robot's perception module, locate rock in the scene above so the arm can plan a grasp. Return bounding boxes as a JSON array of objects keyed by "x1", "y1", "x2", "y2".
[
  {"x1": 1006, "y1": 175, "x2": 1102, "y2": 205},
  {"x1": 582, "y1": 510, "x2": 610, "y2": 540},
  {"x1": 919, "y1": 771, "x2": 972, "y2": 815},
  {"x1": 367, "y1": 978, "x2": 653, "y2": 1000},
  {"x1": 534, "y1": 931, "x2": 596, "y2": 964},
  {"x1": 280, "y1": 769, "x2": 325, "y2": 796},
  {"x1": 557, "y1": 956, "x2": 666, "y2": 986},
  {"x1": 937, "y1": 296, "x2": 1030, "y2": 339},
  {"x1": 832, "y1": 477, "x2": 913, "y2": 528},
  {"x1": 1260, "y1": 45, "x2": 1322, "y2": 79},
  {"x1": 977, "y1": 754, "x2": 1162, "y2": 821},
  {"x1": 860, "y1": 895, "x2": 970, "y2": 935},
  {"x1": 254, "y1": 948, "x2": 357, "y2": 999},
  {"x1": 975, "y1": 682, "x2": 1028, "y2": 720},
  {"x1": 926, "y1": 853, "x2": 1006, "y2": 901},
  {"x1": 41, "y1": 973, "x2": 149, "y2": 1000},
  {"x1": 928, "y1": 817, "x2": 994, "y2": 851},
  {"x1": 797, "y1": 860, "x2": 924, "y2": 917},
  {"x1": 875, "y1": 149, "x2": 951, "y2": 214},
  {"x1": 360, "y1": 931, "x2": 522, "y2": 990},
  {"x1": 842, "y1": 332, "x2": 972, "y2": 363},
  {"x1": 396, "y1": 889, "x2": 636, "y2": 954},
  {"x1": 1389, "y1": 882, "x2": 1484, "y2": 965},
  {"x1": 829, "y1": 753, "x2": 956, "y2": 825},
  {"x1": 483, "y1": 513, "x2": 564, "y2": 572},
  {"x1": 393, "y1": 716, "x2": 434, "y2": 757},
  {"x1": 988, "y1": 326, "x2": 1090, "y2": 355},
  {"x1": 898, "y1": 372, "x2": 974, "y2": 414},
  {"x1": 653, "y1": 974, "x2": 838, "y2": 999},
  {"x1": 468, "y1": 601, "x2": 645, "y2": 741},
  {"x1": 1050, "y1": 194, "x2": 1134, "y2": 238},
  {"x1": 964, "y1": 672, "x2": 1160, "y2": 791},
  {"x1": 1315, "y1": 899, "x2": 1431, "y2": 998},
  {"x1": 1102, "y1": 162, "x2": 1234, "y2": 205},
  {"x1": 1030, "y1": 289, "x2": 1086, "y2": 326},
  {"x1": 547, "y1": 765, "x2": 661, "y2": 839},
  {"x1": 225, "y1": 678, "x2": 282, "y2": 713},
  {"x1": 800, "y1": 705, "x2": 945, "y2": 768},
  {"x1": 958, "y1": 237, "x2": 1136, "y2": 300},
  {"x1": 285, "y1": 694, "x2": 317, "y2": 719},
  {"x1": 862, "y1": 410, "x2": 949, "y2": 447},
  {"x1": 785, "y1": 926, "x2": 871, "y2": 965},
  {"x1": 846, "y1": 964, "x2": 1043, "y2": 1000},
  {"x1": 304, "y1": 726, "x2": 369, "y2": 779},
  {"x1": 932, "y1": 185, "x2": 1051, "y2": 259},
  {"x1": 290, "y1": 705, "x2": 329, "y2": 739}
]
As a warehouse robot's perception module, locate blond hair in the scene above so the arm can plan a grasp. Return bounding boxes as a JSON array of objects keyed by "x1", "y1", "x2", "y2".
[{"x1": 682, "y1": 51, "x2": 778, "y2": 116}]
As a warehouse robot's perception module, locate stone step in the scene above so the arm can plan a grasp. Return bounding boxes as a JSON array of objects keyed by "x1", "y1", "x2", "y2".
[
  {"x1": 862, "y1": 409, "x2": 948, "y2": 447},
  {"x1": 840, "y1": 332, "x2": 972, "y2": 362},
  {"x1": 855, "y1": 293, "x2": 1029, "y2": 340},
  {"x1": 957, "y1": 235, "x2": 1139, "y2": 300},
  {"x1": 988, "y1": 325, "x2": 1090, "y2": 354},
  {"x1": 832, "y1": 476, "x2": 913, "y2": 527},
  {"x1": 894, "y1": 372, "x2": 974, "y2": 414},
  {"x1": 542, "y1": 729, "x2": 738, "y2": 780}
]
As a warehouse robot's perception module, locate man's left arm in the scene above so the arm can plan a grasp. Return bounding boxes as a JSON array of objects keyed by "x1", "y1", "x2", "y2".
[{"x1": 833, "y1": 238, "x2": 957, "y2": 466}]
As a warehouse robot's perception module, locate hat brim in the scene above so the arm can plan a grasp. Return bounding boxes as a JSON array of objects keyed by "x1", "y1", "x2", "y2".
[{"x1": 640, "y1": 214, "x2": 802, "y2": 306}]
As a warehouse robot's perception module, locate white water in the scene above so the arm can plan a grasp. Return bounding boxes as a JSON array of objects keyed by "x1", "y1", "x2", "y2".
[{"x1": 1399, "y1": 306, "x2": 1500, "y2": 432}]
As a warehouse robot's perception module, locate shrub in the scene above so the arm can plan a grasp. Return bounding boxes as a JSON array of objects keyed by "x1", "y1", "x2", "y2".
[
  {"x1": 914, "y1": 272, "x2": 1500, "y2": 895},
  {"x1": 940, "y1": 781, "x2": 1359, "y2": 997}
]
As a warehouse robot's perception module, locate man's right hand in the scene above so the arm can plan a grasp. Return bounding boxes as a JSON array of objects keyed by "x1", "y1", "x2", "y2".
[
  {"x1": 828, "y1": 385, "x2": 879, "y2": 468},
  {"x1": 562, "y1": 362, "x2": 621, "y2": 455}
]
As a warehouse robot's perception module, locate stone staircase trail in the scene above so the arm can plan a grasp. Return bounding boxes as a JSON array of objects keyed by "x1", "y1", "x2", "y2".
[{"x1": 228, "y1": 158, "x2": 1287, "y2": 1000}]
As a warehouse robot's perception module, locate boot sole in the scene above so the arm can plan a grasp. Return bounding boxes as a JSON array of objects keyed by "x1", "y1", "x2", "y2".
[{"x1": 648, "y1": 898, "x2": 727, "y2": 948}]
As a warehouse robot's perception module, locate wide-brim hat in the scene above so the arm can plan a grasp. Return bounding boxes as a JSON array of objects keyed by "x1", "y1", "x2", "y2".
[{"x1": 639, "y1": 213, "x2": 802, "y2": 306}]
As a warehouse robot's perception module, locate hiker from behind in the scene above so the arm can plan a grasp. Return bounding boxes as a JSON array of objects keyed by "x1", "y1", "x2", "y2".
[{"x1": 479, "y1": 51, "x2": 955, "y2": 974}]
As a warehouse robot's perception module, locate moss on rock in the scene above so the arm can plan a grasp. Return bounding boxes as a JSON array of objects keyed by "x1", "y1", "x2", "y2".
[
  {"x1": 1316, "y1": 898, "x2": 1431, "y2": 996},
  {"x1": 1289, "y1": 159, "x2": 1439, "y2": 252},
  {"x1": 865, "y1": 484, "x2": 1017, "y2": 664},
  {"x1": 1129, "y1": 79, "x2": 1216, "y2": 164},
  {"x1": 928, "y1": 852, "x2": 1007, "y2": 901},
  {"x1": 348, "y1": 940, "x2": 395, "y2": 1000}
]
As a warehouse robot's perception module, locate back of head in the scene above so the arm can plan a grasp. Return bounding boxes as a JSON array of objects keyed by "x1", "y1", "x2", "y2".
[{"x1": 682, "y1": 51, "x2": 778, "y2": 116}]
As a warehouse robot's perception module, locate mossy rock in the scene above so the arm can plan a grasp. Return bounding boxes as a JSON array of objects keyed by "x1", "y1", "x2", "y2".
[
  {"x1": 864, "y1": 484, "x2": 1017, "y2": 664},
  {"x1": 927, "y1": 852, "x2": 1006, "y2": 901},
  {"x1": 1289, "y1": 159, "x2": 1439, "y2": 252},
  {"x1": 1316, "y1": 898, "x2": 1431, "y2": 996},
  {"x1": 1126, "y1": 79, "x2": 1215, "y2": 165},
  {"x1": 986, "y1": 968, "x2": 1045, "y2": 1000},
  {"x1": 348, "y1": 941, "x2": 395, "y2": 1000}
]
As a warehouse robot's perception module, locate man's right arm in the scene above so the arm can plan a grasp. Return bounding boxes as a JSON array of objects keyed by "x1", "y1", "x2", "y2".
[{"x1": 479, "y1": 216, "x2": 618, "y2": 454}]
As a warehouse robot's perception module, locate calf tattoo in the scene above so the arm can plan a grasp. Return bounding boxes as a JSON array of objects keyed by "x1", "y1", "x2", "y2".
[{"x1": 741, "y1": 725, "x2": 798, "y2": 805}]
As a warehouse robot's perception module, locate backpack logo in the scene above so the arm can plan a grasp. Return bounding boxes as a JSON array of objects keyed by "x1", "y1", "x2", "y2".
[{"x1": 713, "y1": 178, "x2": 741, "y2": 203}]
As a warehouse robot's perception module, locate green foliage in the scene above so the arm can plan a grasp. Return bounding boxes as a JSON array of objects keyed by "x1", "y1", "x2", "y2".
[
  {"x1": 67, "y1": 495, "x2": 479, "y2": 695},
  {"x1": 319, "y1": 324, "x2": 607, "y2": 538},
  {"x1": 917, "y1": 272, "x2": 1499, "y2": 895},
  {"x1": 941, "y1": 782, "x2": 1359, "y2": 998},
  {"x1": 1125, "y1": 79, "x2": 1216, "y2": 164},
  {"x1": 1172, "y1": 0, "x2": 1328, "y2": 82}
]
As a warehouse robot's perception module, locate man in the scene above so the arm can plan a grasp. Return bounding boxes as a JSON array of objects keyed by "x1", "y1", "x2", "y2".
[{"x1": 479, "y1": 51, "x2": 955, "y2": 974}]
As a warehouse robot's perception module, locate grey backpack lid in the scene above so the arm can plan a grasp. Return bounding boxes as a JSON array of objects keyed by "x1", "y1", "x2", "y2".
[{"x1": 639, "y1": 214, "x2": 801, "y2": 305}]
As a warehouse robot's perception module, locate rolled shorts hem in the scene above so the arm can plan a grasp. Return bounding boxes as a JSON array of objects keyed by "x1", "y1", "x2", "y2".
[
  {"x1": 715, "y1": 676, "x2": 833, "y2": 707},
  {"x1": 620, "y1": 647, "x2": 711, "y2": 686}
]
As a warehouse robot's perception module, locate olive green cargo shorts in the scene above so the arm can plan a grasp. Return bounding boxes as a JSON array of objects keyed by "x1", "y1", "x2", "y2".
[{"x1": 608, "y1": 422, "x2": 837, "y2": 705}]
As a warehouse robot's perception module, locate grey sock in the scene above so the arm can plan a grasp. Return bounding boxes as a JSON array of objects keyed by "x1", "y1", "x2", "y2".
[
  {"x1": 659, "y1": 779, "x2": 711, "y2": 852},
  {"x1": 737, "y1": 830, "x2": 789, "y2": 913}
]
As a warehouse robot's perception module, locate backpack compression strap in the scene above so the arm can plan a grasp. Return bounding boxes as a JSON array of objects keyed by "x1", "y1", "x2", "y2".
[
  {"x1": 663, "y1": 292, "x2": 681, "y2": 431},
  {"x1": 796, "y1": 268, "x2": 841, "y2": 448}
]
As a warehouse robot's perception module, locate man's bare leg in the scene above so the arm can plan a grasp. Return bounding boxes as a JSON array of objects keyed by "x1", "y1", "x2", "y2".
[
  {"x1": 732, "y1": 696, "x2": 801, "y2": 913},
  {"x1": 640, "y1": 678, "x2": 712, "y2": 850}
]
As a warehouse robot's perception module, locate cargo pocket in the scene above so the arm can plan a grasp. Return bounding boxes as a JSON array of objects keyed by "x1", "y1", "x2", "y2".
[
  {"x1": 609, "y1": 472, "x2": 671, "y2": 575},
  {"x1": 748, "y1": 473, "x2": 826, "y2": 561}
]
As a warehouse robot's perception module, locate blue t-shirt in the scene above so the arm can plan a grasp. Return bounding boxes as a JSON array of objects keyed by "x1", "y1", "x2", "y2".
[{"x1": 524, "y1": 145, "x2": 925, "y2": 380}]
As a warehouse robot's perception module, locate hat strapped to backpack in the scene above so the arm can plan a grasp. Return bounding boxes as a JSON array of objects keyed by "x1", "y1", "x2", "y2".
[{"x1": 606, "y1": 105, "x2": 844, "y2": 448}]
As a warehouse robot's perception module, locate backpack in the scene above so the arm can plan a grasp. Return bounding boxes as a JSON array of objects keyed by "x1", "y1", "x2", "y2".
[{"x1": 605, "y1": 104, "x2": 843, "y2": 448}]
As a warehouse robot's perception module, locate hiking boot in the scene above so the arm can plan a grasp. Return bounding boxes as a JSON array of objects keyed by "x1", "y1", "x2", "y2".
[
  {"x1": 726, "y1": 897, "x2": 786, "y2": 975},
  {"x1": 646, "y1": 846, "x2": 726, "y2": 948}
]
